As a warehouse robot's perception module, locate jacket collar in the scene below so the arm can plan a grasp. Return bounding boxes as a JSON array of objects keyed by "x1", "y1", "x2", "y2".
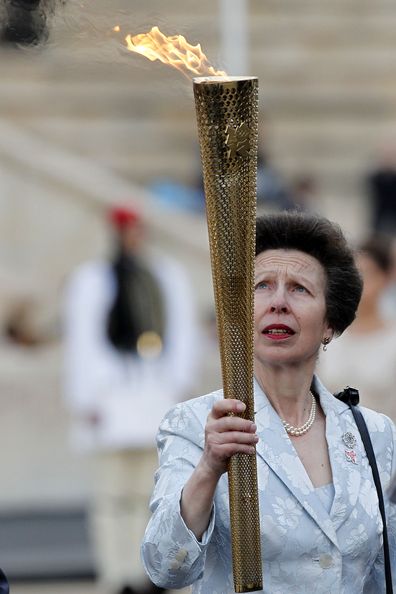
[{"x1": 254, "y1": 375, "x2": 362, "y2": 549}]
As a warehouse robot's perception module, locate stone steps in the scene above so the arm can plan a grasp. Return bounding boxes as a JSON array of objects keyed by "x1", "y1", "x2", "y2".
[{"x1": 2, "y1": 0, "x2": 396, "y2": 237}]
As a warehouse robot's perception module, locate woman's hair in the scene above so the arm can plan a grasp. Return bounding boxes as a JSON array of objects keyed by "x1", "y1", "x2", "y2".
[
  {"x1": 358, "y1": 234, "x2": 393, "y2": 273},
  {"x1": 255, "y1": 211, "x2": 363, "y2": 336}
]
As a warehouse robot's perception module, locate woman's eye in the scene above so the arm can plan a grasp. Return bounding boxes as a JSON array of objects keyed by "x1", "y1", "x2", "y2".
[
  {"x1": 255, "y1": 281, "x2": 269, "y2": 290},
  {"x1": 293, "y1": 285, "x2": 307, "y2": 293}
]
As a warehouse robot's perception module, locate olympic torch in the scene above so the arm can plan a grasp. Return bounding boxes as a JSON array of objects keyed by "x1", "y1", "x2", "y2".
[
  {"x1": 193, "y1": 76, "x2": 262, "y2": 593},
  {"x1": 120, "y1": 27, "x2": 262, "y2": 593}
]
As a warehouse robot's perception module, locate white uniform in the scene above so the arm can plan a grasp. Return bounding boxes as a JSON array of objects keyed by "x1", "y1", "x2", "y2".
[{"x1": 63, "y1": 255, "x2": 199, "y2": 592}]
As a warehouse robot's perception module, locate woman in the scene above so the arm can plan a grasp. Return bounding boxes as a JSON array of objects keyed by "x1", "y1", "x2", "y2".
[
  {"x1": 141, "y1": 212, "x2": 396, "y2": 593},
  {"x1": 320, "y1": 233, "x2": 396, "y2": 421}
]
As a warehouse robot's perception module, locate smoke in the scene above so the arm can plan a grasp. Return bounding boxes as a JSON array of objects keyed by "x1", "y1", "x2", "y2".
[{"x1": 0, "y1": 0, "x2": 66, "y2": 46}]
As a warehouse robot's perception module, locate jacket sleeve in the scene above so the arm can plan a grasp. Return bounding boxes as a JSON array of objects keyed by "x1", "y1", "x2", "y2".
[
  {"x1": 141, "y1": 398, "x2": 217, "y2": 589},
  {"x1": 364, "y1": 414, "x2": 396, "y2": 593}
]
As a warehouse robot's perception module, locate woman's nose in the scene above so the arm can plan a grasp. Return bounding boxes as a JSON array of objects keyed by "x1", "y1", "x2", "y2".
[
  {"x1": 270, "y1": 303, "x2": 289, "y2": 313},
  {"x1": 269, "y1": 288, "x2": 290, "y2": 313}
]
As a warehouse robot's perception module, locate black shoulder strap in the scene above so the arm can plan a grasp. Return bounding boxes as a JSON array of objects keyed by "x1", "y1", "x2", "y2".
[{"x1": 335, "y1": 387, "x2": 393, "y2": 594}]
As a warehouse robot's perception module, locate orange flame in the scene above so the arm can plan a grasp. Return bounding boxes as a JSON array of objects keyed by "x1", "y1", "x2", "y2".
[{"x1": 122, "y1": 26, "x2": 226, "y2": 79}]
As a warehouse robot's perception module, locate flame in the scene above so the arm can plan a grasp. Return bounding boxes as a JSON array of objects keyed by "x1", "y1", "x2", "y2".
[
  {"x1": 113, "y1": 25, "x2": 120, "y2": 32},
  {"x1": 122, "y1": 26, "x2": 226, "y2": 79}
]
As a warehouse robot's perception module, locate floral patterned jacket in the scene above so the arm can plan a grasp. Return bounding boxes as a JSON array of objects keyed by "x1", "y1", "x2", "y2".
[{"x1": 141, "y1": 376, "x2": 396, "y2": 593}]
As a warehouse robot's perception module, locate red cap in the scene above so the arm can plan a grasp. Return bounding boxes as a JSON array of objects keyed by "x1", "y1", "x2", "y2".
[{"x1": 108, "y1": 205, "x2": 141, "y2": 230}]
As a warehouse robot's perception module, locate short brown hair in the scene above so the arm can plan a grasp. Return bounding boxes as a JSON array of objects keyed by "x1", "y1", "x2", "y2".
[{"x1": 255, "y1": 211, "x2": 363, "y2": 336}]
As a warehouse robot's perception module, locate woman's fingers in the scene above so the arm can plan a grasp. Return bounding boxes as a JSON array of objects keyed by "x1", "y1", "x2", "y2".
[
  {"x1": 210, "y1": 398, "x2": 246, "y2": 419},
  {"x1": 202, "y1": 398, "x2": 259, "y2": 476},
  {"x1": 207, "y1": 399, "x2": 256, "y2": 433},
  {"x1": 207, "y1": 415, "x2": 256, "y2": 434},
  {"x1": 212, "y1": 430, "x2": 259, "y2": 446},
  {"x1": 204, "y1": 433, "x2": 258, "y2": 466}
]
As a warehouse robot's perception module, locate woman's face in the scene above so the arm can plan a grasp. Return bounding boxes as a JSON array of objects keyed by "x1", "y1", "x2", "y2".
[{"x1": 254, "y1": 249, "x2": 332, "y2": 368}]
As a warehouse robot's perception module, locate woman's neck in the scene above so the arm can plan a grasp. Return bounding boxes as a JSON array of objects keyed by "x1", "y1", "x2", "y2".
[{"x1": 254, "y1": 359, "x2": 316, "y2": 427}]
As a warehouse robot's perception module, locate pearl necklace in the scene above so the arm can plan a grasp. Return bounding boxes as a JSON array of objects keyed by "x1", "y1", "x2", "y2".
[{"x1": 281, "y1": 393, "x2": 317, "y2": 437}]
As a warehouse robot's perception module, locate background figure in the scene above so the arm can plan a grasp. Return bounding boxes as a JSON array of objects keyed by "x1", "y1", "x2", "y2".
[
  {"x1": 256, "y1": 149, "x2": 295, "y2": 213},
  {"x1": 381, "y1": 236, "x2": 396, "y2": 321},
  {"x1": 256, "y1": 120, "x2": 296, "y2": 214},
  {"x1": 3, "y1": 299, "x2": 39, "y2": 347},
  {"x1": 319, "y1": 233, "x2": 396, "y2": 420},
  {"x1": 289, "y1": 173, "x2": 317, "y2": 212},
  {"x1": 367, "y1": 141, "x2": 396, "y2": 234},
  {"x1": 63, "y1": 205, "x2": 198, "y2": 594}
]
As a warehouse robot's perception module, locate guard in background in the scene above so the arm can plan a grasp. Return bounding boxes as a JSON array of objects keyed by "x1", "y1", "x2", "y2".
[{"x1": 63, "y1": 205, "x2": 199, "y2": 594}]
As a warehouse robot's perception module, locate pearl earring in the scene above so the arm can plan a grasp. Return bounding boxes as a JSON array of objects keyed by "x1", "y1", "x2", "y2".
[{"x1": 322, "y1": 337, "x2": 330, "y2": 352}]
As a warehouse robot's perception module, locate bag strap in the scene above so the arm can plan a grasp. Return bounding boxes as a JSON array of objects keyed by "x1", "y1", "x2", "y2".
[{"x1": 335, "y1": 387, "x2": 393, "y2": 594}]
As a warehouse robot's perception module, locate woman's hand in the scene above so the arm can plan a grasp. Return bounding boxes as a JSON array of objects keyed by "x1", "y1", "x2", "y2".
[
  {"x1": 200, "y1": 398, "x2": 258, "y2": 479},
  {"x1": 181, "y1": 398, "x2": 258, "y2": 540}
]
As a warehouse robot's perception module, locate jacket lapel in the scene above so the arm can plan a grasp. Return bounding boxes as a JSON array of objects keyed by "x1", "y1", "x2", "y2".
[
  {"x1": 253, "y1": 378, "x2": 339, "y2": 549},
  {"x1": 315, "y1": 377, "x2": 362, "y2": 533}
]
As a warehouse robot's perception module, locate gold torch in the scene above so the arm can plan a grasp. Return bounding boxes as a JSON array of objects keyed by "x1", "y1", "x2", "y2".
[
  {"x1": 120, "y1": 27, "x2": 262, "y2": 593},
  {"x1": 193, "y1": 76, "x2": 262, "y2": 593}
]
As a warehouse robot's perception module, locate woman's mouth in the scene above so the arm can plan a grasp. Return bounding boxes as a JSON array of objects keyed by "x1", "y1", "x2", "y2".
[{"x1": 262, "y1": 324, "x2": 295, "y2": 340}]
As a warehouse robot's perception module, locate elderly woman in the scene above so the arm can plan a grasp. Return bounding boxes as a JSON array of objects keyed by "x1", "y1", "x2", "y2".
[{"x1": 141, "y1": 212, "x2": 396, "y2": 593}]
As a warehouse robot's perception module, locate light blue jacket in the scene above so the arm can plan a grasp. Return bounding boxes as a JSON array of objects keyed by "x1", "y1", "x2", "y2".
[{"x1": 141, "y1": 377, "x2": 396, "y2": 593}]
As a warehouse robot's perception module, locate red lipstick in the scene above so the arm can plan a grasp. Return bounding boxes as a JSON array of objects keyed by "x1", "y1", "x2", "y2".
[{"x1": 262, "y1": 324, "x2": 295, "y2": 340}]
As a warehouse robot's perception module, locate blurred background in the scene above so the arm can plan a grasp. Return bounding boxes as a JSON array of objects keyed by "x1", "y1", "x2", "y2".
[{"x1": 1, "y1": 0, "x2": 396, "y2": 592}]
